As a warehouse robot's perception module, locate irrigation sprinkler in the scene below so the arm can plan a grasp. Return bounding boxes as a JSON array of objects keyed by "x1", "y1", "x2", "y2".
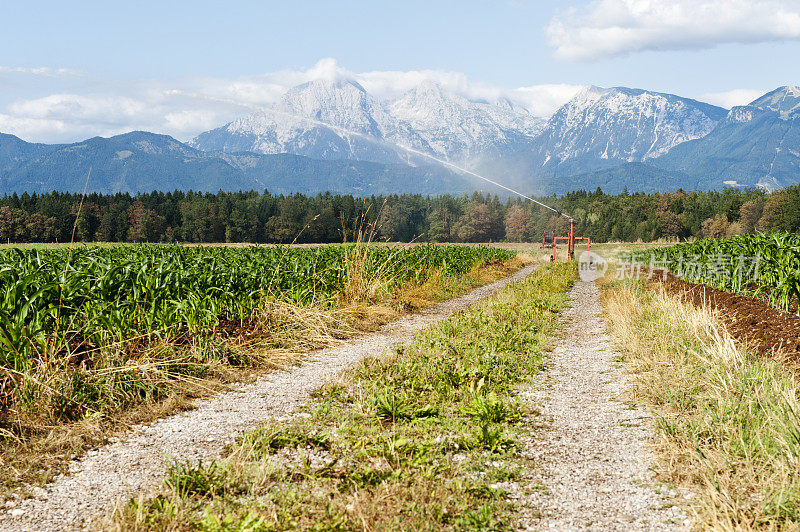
[{"x1": 541, "y1": 218, "x2": 591, "y2": 262}]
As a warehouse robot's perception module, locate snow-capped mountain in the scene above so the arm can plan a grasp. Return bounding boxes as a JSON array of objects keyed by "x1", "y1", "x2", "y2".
[
  {"x1": 164, "y1": 83, "x2": 800, "y2": 195},
  {"x1": 655, "y1": 86, "x2": 800, "y2": 191},
  {"x1": 190, "y1": 79, "x2": 544, "y2": 166},
  {"x1": 531, "y1": 86, "x2": 728, "y2": 176},
  {"x1": 191, "y1": 79, "x2": 410, "y2": 164},
  {"x1": 387, "y1": 81, "x2": 544, "y2": 163},
  {"x1": 749, "y1": 85, "x2": 800, "y2": 118}
]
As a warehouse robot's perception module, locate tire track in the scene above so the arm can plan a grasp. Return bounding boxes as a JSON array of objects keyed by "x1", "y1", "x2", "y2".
[{"x1": 517, "y1": 280, "x2": 688, "y2": 530}]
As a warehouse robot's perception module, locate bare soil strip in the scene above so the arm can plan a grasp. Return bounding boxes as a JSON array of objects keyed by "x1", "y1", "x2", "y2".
[
  {"x1": 517, "y1": 280, "x2": 687, "y2": 530},
  {"x1": 0, "y1": 264, "x2": 540, "y2": 532},
  {"x1": 655, "y1": 272, "x2": 800, "y2": 362}
]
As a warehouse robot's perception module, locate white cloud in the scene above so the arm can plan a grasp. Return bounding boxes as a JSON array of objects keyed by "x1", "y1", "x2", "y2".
[
  {"x1": 699, "y1": 89, "x2": 768, "y2": 109},
  {"x1": 0, "y1": 114, "x2": 113, "y2": 142},
  {"x1": 163, "y1": 109, "x2": 235, "y2": 134},
  {"x1": 181, "y1": 59, "x2": 577, "y2": 117},
  {"x1": 359, "y1": 68, "x2": 492, "y2": 101},
  {"x1": 0, "y1": 66, "x2": 80, "y2": 77},
  {"x1": 511, "y1": 84, "x2": 582, "y2": 116},
  {"x1": 547, "y1": 0, "x2": 800, "y2": 62},
  {"x1": 165, "y1": 59, "x2": 572, "y2": 115},
  {"x1": 2, "y1": 58, "x2": 585, "y2": 143},
  {"x1": 8, "y1": 94, "x2": 148, "y2": 123},
  {"x1": 180, "y1": 59, "x2": 506, "y2": 106}
]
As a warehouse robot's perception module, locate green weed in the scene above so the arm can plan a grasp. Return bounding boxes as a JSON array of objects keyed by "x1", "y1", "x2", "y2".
[
  {"x1": 463, "y1": 392, "x2": 521, "y2": 424},
  {"x1": 165, "y1": 460, "x2": 231, "y2": 498}
]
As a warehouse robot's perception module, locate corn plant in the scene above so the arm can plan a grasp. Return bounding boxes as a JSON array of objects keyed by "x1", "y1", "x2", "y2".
[
  {"x1": 625, "y1": 232, "x2": 800, "y2": 314},
  {"x1": 0, "y1": 243, "x2": 515, "y2": 369}
]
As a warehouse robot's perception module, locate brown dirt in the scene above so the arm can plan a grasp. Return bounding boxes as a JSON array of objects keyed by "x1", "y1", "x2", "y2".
[{"x1": 652, "y1": 272, "x2": 800, "y2": 364}]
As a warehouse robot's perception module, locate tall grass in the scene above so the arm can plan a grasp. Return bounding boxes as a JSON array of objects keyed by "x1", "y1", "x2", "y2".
[
  {"x1": 603, "y1": 278, "x2": 800, "y2": 529},
  {"x1": 0, "y1": 242, "x2": 518, "y2": 497}
]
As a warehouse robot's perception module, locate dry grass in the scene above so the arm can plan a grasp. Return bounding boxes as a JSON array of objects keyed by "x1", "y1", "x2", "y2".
[
  {"x1": 0, "y1": 252, "x2": 526, "y2": 501},
  {"x1": 0, "y1": 298, "x2": 364, "y2": 499},
  {"x1": 602, "y1": 277, "x2": 800, "y2": 530}
]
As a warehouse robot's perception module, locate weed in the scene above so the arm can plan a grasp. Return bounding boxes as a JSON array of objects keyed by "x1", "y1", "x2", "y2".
[
  {"x1": 346, "y1": 466, "x2": 395, "y2": 487},
  {"x1": 488, "y1": 464, "x2": 523, "y2": 483},
  {"x1": 472, "y1": 423, "x2": 516, "y2": 453},
  {"x1": 165, "y1": 460, "x2": 230, "y2": 498},
  {"x1": 455, "y1": 502, "x2": 505, "y2": 530},
  {"x1": 463, "y1": 393, "x2": 521, "y2": 423},
  {"x1": 373, "y1": 391, "x2": 414, "y2": 422},
  {"x1": 237, "y1": 426, "x2": 331, "y2": 458},
  {"x1": 372, "y1": 391, "x2": 439, "y2": 422},
  {"x1": 197, "y1": 507, "x2": 268, "y2": 532}
]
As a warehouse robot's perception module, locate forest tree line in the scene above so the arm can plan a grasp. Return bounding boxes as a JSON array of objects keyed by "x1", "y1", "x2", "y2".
[{"x1": 0, "y1": 185, "x2": 798, "y2": 244}]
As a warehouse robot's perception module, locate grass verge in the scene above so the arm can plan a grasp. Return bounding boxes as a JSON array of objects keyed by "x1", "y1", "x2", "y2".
[
  {"x1": 602, "y1": 276, "x2": 800, "y2": 529},
  {"x1": 0, "y1": 252, "x2": 530, "y2": 501},
  {"x1": 111, "y1": 261, "x2": 576, "y2": 531}
]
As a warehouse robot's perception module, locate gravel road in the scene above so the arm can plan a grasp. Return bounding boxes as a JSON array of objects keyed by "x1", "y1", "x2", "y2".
[
  {"x1": 516, "y1": 280, "x2": 688, "y2": 530},
  {"x1": 0, "y1": 264, "x2": 539, "y2": 532}
]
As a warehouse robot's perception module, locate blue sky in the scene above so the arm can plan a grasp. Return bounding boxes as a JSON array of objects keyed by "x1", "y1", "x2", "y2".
[{"x1": 2, "y1": 0, "x2": 799, "y2": 143}]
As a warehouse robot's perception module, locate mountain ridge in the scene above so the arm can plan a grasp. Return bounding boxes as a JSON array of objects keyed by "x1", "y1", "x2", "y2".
[
  {"x1": 0, "y1": 131, "x2": 476, "y2": 196},
  {"x1": 190, "y1": 78, "x2": 544, "y2": 167},
  {"x1": 2, "y1": 83, "x2": 800, "y2": 196}
]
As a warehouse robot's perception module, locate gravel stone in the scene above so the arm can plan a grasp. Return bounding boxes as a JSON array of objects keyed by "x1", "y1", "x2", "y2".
[
  {"x1": 0, "y1": 264, "x2": 539, "y2": 532},
  {"x1": 516, "y1": 280, "x2": 689, "y2": 531}
]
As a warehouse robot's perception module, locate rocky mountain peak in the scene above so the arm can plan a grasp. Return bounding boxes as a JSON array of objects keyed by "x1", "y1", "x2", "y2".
[
  {"x1": 192, "y1": 79, "x2": 545, "y2": 164},
  {"x1": 539, "y1": 85, "x2": 727, "y2": 165},
  {"x1": 749, "y1": 85, "x2": 800, "y2": 117}
]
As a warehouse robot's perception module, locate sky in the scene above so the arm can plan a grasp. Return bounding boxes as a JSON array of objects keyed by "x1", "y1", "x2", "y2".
[{"x1": 1, "y1": 0, "x2": 799, "y2": 143}]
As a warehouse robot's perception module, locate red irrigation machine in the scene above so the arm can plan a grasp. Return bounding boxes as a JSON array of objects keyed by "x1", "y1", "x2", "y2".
[{"x1": 540, "y1": 218, "x2": 591, "y2": 261}]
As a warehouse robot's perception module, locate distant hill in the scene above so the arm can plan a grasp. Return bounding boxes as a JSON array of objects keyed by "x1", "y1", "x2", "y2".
[
  {"x1": 654, "y1": 86, "x2": 800, "y2": 190},
  {"x1": 0, "y1": 131, "x2": 476, "y2": 196},
  {"x1": 537, "y1": 163, "x2": 691, "y2": 195}
]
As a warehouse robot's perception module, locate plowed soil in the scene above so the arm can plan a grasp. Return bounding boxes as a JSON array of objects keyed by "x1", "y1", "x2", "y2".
[{"x1": 653, "y1": 272, "x2": 800, "y2": 365}]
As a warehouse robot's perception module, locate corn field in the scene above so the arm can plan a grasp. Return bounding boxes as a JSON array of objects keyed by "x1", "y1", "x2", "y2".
[
  {"x1": 626, "y1": 233, "x2": 800, "y2": 313},
  {"x1": 0, "y1": 244, "x2": 515, "y2": 367}
]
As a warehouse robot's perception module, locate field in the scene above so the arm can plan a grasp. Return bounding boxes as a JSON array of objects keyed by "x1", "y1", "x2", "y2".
[
  {"x1": 625, "y1": 232, "x2": 800, "y2": 313},
  {"x1": 4, "y1": 234, "x2": 800, "y2": 530},
  {"x1": 0, "y1": 242, "x2": 519, "y2": 496},
  {"x1": 620, "y1": 233, "x2": 800, "y2": 365},
  {"x1": 0, "y1": 243, "x2": 515, "y2": 359}
]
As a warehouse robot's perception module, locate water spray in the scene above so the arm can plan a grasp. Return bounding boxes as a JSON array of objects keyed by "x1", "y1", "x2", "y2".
[
  {"x1": 177, "y1": 89, "x2": 584, "y2": 257},
  {"x1": 175, "y1": 90, "x2": 571, "y2": 219}
]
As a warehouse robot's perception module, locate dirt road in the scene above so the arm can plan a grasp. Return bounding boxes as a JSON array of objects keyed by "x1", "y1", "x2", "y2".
[
  {"x1": 517, "y1": 280, "x2": 688, "y2": 530},
  {"x1": 0, "y1": 265, "x2": 540, "y2": 532}
]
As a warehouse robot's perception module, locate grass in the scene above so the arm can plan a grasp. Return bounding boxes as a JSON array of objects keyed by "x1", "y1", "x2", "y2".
[
  {"x1": 0, "y1": 245, "x2": 527, "y2": 501},
  {"x1": 602, "y1": 275, "x2": 800, "y2": 530},
  {"x1": 111, "y1": 261, "x2": 577, "y2": 531}
]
